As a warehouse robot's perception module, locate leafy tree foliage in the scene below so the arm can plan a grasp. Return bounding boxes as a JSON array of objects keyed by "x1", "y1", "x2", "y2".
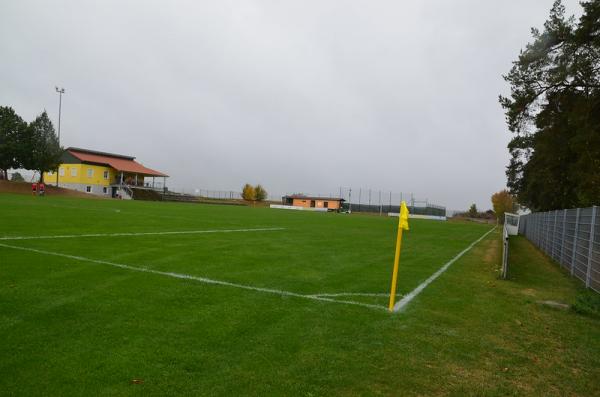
[
  {"x1": 468, "y1": 203, "x2": 478, "y2": 218},
  {"x1": 491, "y1": 190, "x2": 518, "y2": 224},
  {"x1": 254, "y1": 184, "x2": 267, "y2": 201},
  {"x1": 500, "y1": 0, "x2": 600, "y2": 211},
  {"x1": 26, "y1": 111, "x2": 62, "y2": 183},
  {"x1": 0, "y1": 106, "x2": 27, "y2": 179},
  {"x1": 242, "y1": 183, "x2": 256, "y2": 201},
  {"x1": 0, "y1": 107, "x2": 63, "y2": 182}
]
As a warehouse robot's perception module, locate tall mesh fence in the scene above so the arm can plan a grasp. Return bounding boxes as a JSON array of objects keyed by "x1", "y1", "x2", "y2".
[
  {"x1": 333, "y1": 187, "x2": 446, "y2": 216},
  {"x1": 519, "y1": 206, "x2": 600, "y2": 293}
]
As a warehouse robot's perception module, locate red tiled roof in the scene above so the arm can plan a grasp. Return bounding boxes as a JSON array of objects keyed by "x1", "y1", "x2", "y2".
[{"x1": 67, "y1": 148, "x2": 168, "y2": 177}]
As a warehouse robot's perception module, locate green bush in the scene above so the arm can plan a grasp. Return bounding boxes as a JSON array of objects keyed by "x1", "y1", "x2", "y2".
[{"x1": 572, "y1": 290, "x2": 600, "y2": 319}]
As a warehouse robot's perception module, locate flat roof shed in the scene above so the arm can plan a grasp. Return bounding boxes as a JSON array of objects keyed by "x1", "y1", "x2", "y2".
[{"x1": 282, "y1": 195, "x2": 344, "y2": 210}]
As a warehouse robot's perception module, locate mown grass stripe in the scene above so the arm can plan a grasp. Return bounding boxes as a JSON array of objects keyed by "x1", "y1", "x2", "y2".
[{"x1": 0, "y1": 242, "x2": 384, "y2": 311}]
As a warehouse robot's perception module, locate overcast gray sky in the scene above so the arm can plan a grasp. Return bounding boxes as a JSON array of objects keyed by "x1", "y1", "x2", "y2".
[{"x1": 0, "y1": 0, "x2": 583, "y2": 210}]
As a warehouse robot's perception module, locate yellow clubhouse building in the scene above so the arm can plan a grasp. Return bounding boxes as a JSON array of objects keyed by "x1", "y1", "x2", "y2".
[{"x1": 44, "y1": 147, "x2": 168, "y2": 198}]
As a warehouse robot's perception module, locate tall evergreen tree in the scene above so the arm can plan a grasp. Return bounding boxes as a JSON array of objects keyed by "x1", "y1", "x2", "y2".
[
  {"x1": 0, "y1": 106, "x2": 27, "y2": 179},
  {"x1": 500, "y1": 0, "x2": 600, "y2": 211},
  {"x1": 26, "y1": 111, "x2": 62, "y2": 183}
]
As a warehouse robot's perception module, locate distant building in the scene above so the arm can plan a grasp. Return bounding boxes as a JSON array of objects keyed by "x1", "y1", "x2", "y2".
[
  {"x1": 44, "y1": 147, "x2": 168, "y2": 198},
  {"x1": 282, "y1": 194, "x2": 344, "y2": 210}
]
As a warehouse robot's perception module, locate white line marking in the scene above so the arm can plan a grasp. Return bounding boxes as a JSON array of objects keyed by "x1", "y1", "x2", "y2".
[
  {"x1": 393, "y1": 226, "x2": 497, "y2": 312},
  {"x1": 0, "y1": 227, "x2": 285, "y2": 241},
  {"x1": 309, "y1": 292, "x2": 401, "y2": 298},
  {"x1": 0, "y1": 242, "x2": 384, "y2": 311}
]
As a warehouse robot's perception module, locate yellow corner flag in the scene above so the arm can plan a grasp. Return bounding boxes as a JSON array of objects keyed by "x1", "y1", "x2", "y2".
[{"x1": 388, "y1": 201, "x2": 410, "y2": 311}]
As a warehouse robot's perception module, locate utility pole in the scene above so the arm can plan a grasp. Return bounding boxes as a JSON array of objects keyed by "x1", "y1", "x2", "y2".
[{"x1": 55, "y1": 87, "x2": 65, "y2": 187}]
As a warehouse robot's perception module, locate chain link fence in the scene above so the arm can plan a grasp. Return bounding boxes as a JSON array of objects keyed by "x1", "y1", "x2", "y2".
[
  {"x1": 334, "y1": 187, "x2": 446, "y2": 216},
  {"x1": 168, "y1": 187, "x2": 281, "y2": 202},
  {"x1": 519, "y1": 206, "x2": 599, "y2": 293}
]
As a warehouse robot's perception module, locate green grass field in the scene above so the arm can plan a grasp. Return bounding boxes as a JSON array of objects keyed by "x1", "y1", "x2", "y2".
[{"x1": 1, "y1": 193, "x2": 599, "y2": 396}]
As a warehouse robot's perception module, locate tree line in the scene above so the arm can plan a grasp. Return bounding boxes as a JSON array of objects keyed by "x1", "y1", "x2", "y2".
[
  {"x1": 0, "y1": 106, "x2": 62, "y2": 182},
  {"x1": 500, "y1": 0, "x2": 600, "y2": 211}
]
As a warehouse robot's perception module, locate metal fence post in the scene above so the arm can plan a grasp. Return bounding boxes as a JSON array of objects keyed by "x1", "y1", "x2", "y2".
[
  {"x1": 571, "y1": 208, "x2": 580, "y2": 275},
  {"x1": 545, "y1": 212, "x2": 552, "y2": 252},
  {"x1": 358, "y1": 188, "x2": 361, "y2": 212},
  {"x1": 535, "y1": 214, "x2": 539, "y2": 245},
  {"x1": 586, "y1": 206, "x2": 597, "y2": 288},
  {"x1": 560, "y1": 210, "x2": 567, "y2": 266},
  {"x1": 540, "y1": 213, "x2": 545, "y2": 250},
  {"x1": 553, "y1": 211, "x2": 558, "y2": 259},
  {"x1": 537, "y1": 213, "x2": 541, "y2": 246}
]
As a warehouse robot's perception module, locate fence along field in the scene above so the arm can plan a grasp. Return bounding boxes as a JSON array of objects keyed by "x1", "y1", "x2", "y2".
[{"x1": 518, "y1": 206, "x2": 600, "y2": 293}]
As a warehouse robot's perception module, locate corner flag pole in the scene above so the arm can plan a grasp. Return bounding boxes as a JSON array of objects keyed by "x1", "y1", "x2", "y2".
[{"x1": 388, "y1": 201, "x2": 409, "y2": 311}]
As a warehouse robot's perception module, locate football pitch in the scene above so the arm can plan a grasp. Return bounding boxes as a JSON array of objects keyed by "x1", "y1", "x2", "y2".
[{"x1": 1, "y1": 194, "x2": 599, "y2": 396}]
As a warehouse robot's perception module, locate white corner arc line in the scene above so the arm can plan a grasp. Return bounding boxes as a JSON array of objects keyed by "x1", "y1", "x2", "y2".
[
  {"x1": 0, "y1": 242, "x2": 384, "y2": 311},
  {"x1": 393, "y1": 226, "x2": 497, "y2": 312},
  {"x1": 0, "y1": 227, "x2": 285, "y2": 241}
]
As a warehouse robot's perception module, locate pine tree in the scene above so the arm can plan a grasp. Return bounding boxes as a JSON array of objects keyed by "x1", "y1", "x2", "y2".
[
  {"x1": 499, "y1": 0, "x2": 600, "y2": 211},
  {"x1": 468, "y1": 204, "x2": 478, "y2": 218},
  {"x1": 26, "y1": 111, "x2": 62, "y2": 183}
]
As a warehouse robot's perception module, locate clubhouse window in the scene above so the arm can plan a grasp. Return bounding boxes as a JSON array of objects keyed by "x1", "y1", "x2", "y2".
[{"x1": 86, "y1": 186, "x2": 92, "y2": 193}]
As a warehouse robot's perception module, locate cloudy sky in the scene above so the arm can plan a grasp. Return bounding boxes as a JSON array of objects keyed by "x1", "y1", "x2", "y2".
[{"x1": 0, "y1": 0, "x2": 583, "y2": 210}]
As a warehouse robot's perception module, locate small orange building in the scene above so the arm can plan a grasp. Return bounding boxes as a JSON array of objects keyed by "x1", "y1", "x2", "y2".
[{"x1": 282, "y1": 194, "x2": 344, "y2": 210}]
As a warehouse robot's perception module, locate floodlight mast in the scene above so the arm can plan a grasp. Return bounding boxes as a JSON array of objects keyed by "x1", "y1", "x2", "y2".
[
  {"x1": 55, "y1": 87, "x2": 65, "y2": 144},
  {"x1": 55, "y1": 87, "x2": 65, "y2": 187}
]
